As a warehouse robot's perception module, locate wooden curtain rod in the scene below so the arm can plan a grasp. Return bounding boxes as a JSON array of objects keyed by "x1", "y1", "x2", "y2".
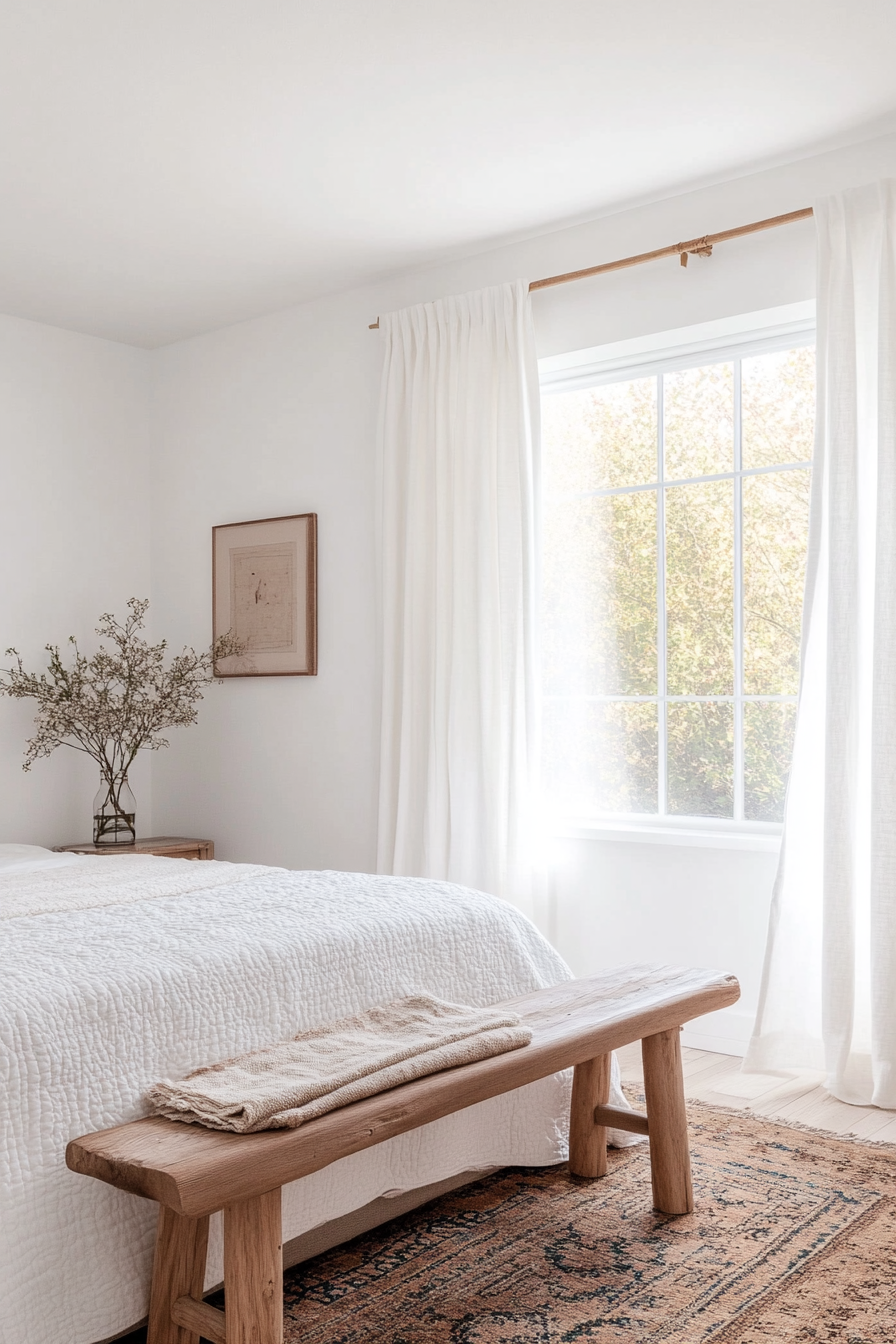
[{"x1": 367, "y1": 206, "x2": 813, "y2": 329}]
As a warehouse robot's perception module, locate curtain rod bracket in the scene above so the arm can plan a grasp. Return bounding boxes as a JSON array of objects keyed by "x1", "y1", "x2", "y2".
[{"x1": 677, "y1": 237, "x2": 713, "y2": 267}]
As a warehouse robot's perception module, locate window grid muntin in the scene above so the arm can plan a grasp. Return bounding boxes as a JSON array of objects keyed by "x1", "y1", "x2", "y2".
[
  {"x1": 733, "y1": 359, "x2": 745, "y2": 820},
  {"x1": 550, "y1": 458, "x2": 811, "y2": 505},
  {"x1": 543, "y1": 348, "x2": 810, "y2": 822}
]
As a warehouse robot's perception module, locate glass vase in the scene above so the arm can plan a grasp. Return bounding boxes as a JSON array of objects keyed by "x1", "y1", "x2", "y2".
[{"x1": 93, "y1": 774, "x2": 137, "y2": 846}]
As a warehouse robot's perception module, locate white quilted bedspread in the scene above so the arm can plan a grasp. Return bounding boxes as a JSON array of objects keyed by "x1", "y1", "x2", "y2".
[{"x1": 1, "y1": 858, "x2": 580, "y2": 1344}]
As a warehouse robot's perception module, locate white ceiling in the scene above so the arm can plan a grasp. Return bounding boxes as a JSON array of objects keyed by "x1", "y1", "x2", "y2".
[{"x1": 1, "y1": 0, "x2": 895, "y2": 347}]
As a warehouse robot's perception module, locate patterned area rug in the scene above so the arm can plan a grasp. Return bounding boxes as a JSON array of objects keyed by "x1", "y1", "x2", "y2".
[{"x1": 270, "y1": 1102, "x2": 896, "y2": 1343}]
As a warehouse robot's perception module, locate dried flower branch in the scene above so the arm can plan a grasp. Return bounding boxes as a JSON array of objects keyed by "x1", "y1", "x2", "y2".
[{"x1": 0, "y1": 598, "x2": 241, "y2": 783}]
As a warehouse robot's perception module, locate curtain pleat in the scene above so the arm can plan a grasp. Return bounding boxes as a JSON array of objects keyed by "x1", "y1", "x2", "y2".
[
  {"x1": 746, "y1": 180, "x2": 896, "y2": 1106},
  {"x1": 375, "y1": 281, "x2": 541, "y2": 915}
]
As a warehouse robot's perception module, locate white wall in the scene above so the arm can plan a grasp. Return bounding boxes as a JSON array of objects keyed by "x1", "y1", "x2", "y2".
[
  {"x1": 148, "y1": 133, "x2": 895, "y2": 1042},
  {"x1": 0, "y1": 314, "x2": 152, "y2": 846},
  {"x1": 548, "y1": 836, "x2": 779, "y2": 1052},
  {"x1": 0, "y1": 128, "x2": 854, "y2": 1037},
  {"x1": 149, "y1": 302, "x2": 380, "y2": 870},
  {"x1": 152, "y1": 131, "x2": 896, "y2": 1047},
  {"x1": 2, "y1": 130, "x2": 893, "y2": 1036}
]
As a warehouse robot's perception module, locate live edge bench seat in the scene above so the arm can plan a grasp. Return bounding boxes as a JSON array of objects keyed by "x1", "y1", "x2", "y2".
[{"x1": 67, "y1": 963, "x2": 740, "y2": 1344}]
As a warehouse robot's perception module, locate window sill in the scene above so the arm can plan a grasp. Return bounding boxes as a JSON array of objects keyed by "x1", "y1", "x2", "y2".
[{"x1": 552, "y1": 818, "x2": 783, "y2": 852}]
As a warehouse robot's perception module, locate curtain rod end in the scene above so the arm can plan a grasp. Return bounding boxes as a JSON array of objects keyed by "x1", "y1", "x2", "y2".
[{"x1": 368, "y1": 318, "x2": 380, "y2": 329}]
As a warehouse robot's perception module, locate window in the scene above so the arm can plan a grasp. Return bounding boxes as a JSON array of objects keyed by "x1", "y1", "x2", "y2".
[{"x1": 541, "y1": 334, "x2": 814, "y2": 827}]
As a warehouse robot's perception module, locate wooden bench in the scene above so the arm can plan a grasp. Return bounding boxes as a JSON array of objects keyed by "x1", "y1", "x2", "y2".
[{"x1": 66, "y1": 964, "x2": 739, "y2": 1344}]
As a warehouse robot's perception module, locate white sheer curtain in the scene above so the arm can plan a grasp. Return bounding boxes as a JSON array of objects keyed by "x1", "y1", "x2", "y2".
[
  {"x1": 375, "y1": 280, "x2": 542, "y2": 916},
  {"x1": 745, "y1": 180, "x2": 896, "y2": 1106}
]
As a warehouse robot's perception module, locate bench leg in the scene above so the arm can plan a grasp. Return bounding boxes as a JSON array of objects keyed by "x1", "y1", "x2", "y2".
[
  {"x1": 224, "y1": 1187, "x2": 283, "y2": 1344},
  {"x1": 147, "y1": 1207, "x2": 209, "y2": 1344},
  {"x1": 641, "y1": 1027, "x2": 694, "y2": 1215},
  {"x1": 568, "y1": 1053, "x2": 611, "y2": 1178}
]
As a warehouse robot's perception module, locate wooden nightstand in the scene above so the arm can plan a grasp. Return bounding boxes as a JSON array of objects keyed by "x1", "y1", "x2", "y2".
[{"x1": 53, "y1": 836, "x2": 215, "y2": 861}]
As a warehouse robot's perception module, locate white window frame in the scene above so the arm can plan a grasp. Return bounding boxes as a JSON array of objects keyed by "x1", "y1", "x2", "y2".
[{"x1": 539, "y1": 302, "x2": 815, "y2": 852}]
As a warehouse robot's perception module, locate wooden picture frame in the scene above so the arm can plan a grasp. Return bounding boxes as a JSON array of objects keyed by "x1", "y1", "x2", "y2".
[{"x1": 213, "y1": 513, "x2": 317, "y2": 677}]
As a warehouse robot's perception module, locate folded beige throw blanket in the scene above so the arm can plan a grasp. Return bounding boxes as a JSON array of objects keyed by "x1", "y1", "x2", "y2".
[{"x1": 147, "y1": 995, "x2": 532, "y2": 1133}]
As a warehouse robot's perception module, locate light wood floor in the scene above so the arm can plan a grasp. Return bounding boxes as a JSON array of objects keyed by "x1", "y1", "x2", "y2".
[{"x1": 617, "y1": 1042, "x2": 896, "y2": 1144}]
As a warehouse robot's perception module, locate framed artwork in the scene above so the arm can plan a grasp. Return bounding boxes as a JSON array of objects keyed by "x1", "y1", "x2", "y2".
[{"x1": 213, "y1": 513, "x2": 317, "y2": 676}]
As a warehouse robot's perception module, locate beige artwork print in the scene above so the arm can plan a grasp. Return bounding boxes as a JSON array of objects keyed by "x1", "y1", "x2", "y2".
[{"x1": 230, "y1": 542, "x2": 297, "y2": 652}]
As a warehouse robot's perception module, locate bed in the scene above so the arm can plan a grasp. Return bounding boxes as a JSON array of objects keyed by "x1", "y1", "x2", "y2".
[{"x1": 0, "y1": 846, "x2": 629, "y2": 1344}]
